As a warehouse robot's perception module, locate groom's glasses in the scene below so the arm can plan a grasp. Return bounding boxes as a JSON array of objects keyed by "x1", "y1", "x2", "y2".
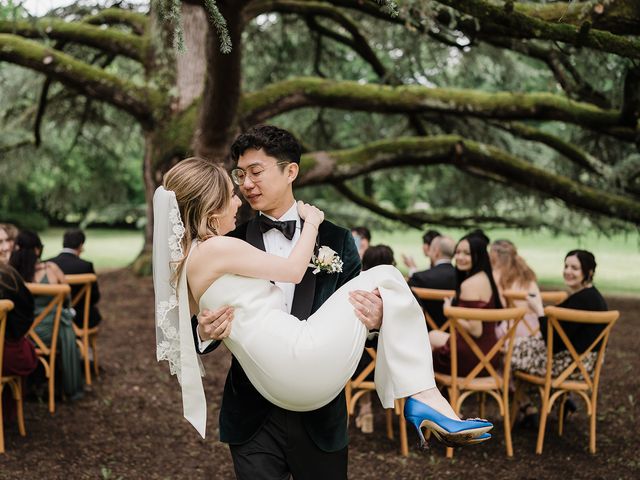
[{"x1": 231, "y1": 161, "x2": 290, "y2": 186}]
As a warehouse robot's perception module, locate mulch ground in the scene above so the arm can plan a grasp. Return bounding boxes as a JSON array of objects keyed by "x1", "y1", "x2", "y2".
[{"x1": 1, "y1": 269, "x2": 638, "y2": 479}]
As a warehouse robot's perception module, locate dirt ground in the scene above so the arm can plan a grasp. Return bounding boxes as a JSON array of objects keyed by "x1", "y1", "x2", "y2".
[{"x1": 1, "y1": 269, "x2": 638, "y2": 479}]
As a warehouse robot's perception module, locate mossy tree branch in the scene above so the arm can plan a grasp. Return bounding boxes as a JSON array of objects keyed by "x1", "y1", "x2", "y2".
[
  {"x1": 0, "y1": 34, "x2": 162, "y2": 125},
  {"x1": 0, "y1": 18, "x2": 147, "y2": 62},
  {"x1": 332, "y1": 181, "x2": 551, "y2": 229},
  {"x1": 240, "y1": 77, "x2": 635, "y2": 137},
  {"x1": 297, "y1": 136, "x2": 640, "y2": 223},
  {"x1": 436, "y1": 0, "x2": 640, "y2": 60},
  {"x1": 83, "y1": 7, "x2": 149, "y2": 35},
  {"x1": 513, "y1": 0, "x2": 640, "y2": 35}
]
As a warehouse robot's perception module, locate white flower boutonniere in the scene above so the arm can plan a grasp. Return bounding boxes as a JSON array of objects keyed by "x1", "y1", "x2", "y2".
[{"x1": 309, "y1": 245, "x2": 343, "y2": 275}]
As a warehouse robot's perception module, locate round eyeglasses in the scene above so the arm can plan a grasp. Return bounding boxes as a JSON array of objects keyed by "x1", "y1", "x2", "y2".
[{"x1": 231, "y1": 161, "x2": 290, "y2": 186}]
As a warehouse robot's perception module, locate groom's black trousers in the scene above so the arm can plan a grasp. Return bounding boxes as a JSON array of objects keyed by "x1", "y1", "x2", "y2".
[{"x1": 229, "y1": 406, "x2": 348, "y2": 480}]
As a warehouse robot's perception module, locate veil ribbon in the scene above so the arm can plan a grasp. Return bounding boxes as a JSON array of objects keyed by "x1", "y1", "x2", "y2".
[{"x1": 153, "y1": 186, "x2": 207, "y2": 438}]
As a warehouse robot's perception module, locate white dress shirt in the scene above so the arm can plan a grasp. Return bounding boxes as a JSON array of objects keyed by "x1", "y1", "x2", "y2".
[{"x1": 198, "y1": 201, "x2": 301, "y2": 352}]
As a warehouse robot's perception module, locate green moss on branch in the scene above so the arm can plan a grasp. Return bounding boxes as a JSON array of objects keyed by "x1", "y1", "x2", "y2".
[{"x1": 83, "y1": 8, "x2": 149, "y2": 35}]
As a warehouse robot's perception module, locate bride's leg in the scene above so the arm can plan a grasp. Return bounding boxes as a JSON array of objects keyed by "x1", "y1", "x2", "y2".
[{"x1": 410, "y1": 387, "x2": 459, "y2": 420}]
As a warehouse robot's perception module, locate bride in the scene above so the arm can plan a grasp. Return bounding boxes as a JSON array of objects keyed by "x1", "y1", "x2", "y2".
[{"x1": 154, "y1": 157, "x2": 493, "y2": 447}]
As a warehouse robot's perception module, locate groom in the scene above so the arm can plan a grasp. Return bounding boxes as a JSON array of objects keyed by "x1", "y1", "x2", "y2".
[{"x1": 194, "y1": 125, "x2": 383, "y2": 479}]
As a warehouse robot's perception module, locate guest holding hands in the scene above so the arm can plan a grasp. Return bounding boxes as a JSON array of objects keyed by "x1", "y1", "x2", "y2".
[
  {"x1": 429, "y1": 235, "x2": 502, "y2": 376},
  {"x1": 10, "y1": 231, "x2": 84, "y2": 400},
  {"x1": 408, "y1": 235, "x2": 457, "y2": 329},
  {"x1": 490, "y1": 239, "x2": 543, "y2": 337}
]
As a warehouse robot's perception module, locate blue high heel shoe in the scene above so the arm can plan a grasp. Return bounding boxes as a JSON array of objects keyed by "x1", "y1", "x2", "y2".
[{"x1": 404, "y1": 397, "x2": 493, "y2": 448}]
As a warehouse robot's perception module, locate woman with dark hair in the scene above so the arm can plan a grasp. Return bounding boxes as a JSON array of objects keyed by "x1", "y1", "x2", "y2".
[
  {"x1": 0, "y1": 262, "x2": 38, "y2": 420},
  {"x1": 10, "y1": 230, "x2": 84, "y2": 400},
  {"x1": 429, "y1": 235, "x2": 502, "y2": 376},
  {"x1": 511, "y1": 249, "x2": 607, "y2": 379}
]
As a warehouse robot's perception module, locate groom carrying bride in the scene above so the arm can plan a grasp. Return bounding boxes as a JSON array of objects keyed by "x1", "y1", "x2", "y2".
[{"x1": 194, "y1": 125, "x2": 384, "y2": 479}]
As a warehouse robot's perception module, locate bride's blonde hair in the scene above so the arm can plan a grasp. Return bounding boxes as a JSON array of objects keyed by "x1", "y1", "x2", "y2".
[{"x1": 163, "y1": 157, "x2": 233, "y2": 280}]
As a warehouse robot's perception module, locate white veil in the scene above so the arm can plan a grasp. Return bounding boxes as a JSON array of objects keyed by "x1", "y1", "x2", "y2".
[{"x1": 153, "y1": 186, "x2": 207, "y2": 438}]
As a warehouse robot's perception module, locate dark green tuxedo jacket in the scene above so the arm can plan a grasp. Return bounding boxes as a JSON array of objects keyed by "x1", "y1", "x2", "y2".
[{"x1": 197, "y1": 215, "x2": 361, "y2": 452}]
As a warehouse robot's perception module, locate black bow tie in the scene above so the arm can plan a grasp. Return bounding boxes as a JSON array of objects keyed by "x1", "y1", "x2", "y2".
[{"x1": 259, "y1": 216, "x2": 297, "y2": 240}]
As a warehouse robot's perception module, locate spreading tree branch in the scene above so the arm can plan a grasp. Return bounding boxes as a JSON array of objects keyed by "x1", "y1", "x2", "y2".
[
  {"x1": 83, "y1": 7, "x2": 149, "y2": 35},
  {"x1": 332, "y1": 181, "x2": 551, "y2": 229},
  {"x1": 240, "y1": 77, "x2": 635, "y2": 137},
  {"x1": 0, "y1": 18, "x2": 146, "y2": 62},
  {"x1": 0, "y1": 34, "x2": 161, "y2": 125},
  {"x1": 297, "y1": 136, "x2": 640, "y2": 223},
  {"x1": 435, "y1": 0, "x2": 640, "y2": 60}
]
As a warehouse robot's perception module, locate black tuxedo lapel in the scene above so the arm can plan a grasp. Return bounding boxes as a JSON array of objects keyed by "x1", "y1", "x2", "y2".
[
  {"x1": 291, "y1": 221, "x2": 318, "y2": 320},
  {"x1": 246, "y1": 215, "x2": 266, "y2": 251}
]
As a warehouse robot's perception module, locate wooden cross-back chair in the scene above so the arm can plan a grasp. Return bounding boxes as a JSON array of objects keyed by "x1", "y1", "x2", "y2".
[
  {"x1": 410, "y1": 287, "x2": 455, "y2": 331},
  {"x1": 0, "y1": 300, "x2": 26, "y2": 454},
  {"x1": 436, "y1": 306, "x2": 527, "y2": 458},
  {"x1": 65, "y1": 273, "x2": 99, "y2": 385},
  {"x1": 25, "y1": 283, "x2": 70, "y2": 414},
  {"x1": 512, "y1": 306, "x2": 619, "y2": 454},
  {"x1": 345, "y1": 348, "x2": 410, "y2": 457}
]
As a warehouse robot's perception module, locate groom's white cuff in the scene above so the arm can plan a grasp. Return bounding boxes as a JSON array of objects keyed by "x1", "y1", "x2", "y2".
[{"x1": 197, "y1": 331, "x2": 214, "y2": 353}]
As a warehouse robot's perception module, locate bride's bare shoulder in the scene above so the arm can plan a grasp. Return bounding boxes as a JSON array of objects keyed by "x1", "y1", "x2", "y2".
[{"x1": 192, "y1": 236, "x2": 245, "y2": 259}]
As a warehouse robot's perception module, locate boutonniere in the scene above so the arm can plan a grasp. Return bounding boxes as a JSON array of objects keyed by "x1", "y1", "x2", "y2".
[{"x1": 309, "y1": 245, "x2": 343, "y2": 275}]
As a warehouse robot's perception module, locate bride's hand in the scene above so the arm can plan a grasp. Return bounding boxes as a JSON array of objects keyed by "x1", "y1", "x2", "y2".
[{"x1": 297, "y1": 201, "x2": 324, "y2": 228}]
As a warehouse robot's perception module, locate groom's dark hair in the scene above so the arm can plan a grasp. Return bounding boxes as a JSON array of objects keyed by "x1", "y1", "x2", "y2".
[{"x1": 231, "y1": 125, "x2": 302, "y2": 165}]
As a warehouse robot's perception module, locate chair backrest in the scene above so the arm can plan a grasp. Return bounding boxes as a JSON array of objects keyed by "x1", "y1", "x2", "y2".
[
  {"x1": 25, "y1": 283, "x2": 70, "y2": 356},
  {"x1": 0, "y1": 300, "x2": 15, "y2": 377},
  {"x1": 542, "y1": 306, "x2": 619, "y2": 389},
  {"x1": 540, "y1": 291, "x2": 568, "y2": 306},
  {"x1": 443, "y1": 306, "x2": 527, "y2": 390},
  {"x1": 65, "y1": 273, "x2": 97, "y2": 331},
  {"x1": 350, "y1": 347, "x2": 377, "y2": 389},
  {"x1": 410, "y1": 287, "x2": 455, "y2": 331}
]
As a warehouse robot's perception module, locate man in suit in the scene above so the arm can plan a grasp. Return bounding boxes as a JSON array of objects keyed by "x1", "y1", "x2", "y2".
[
  {"x1": 408, "y1": 235, "x2": 456, "y2": 328},
  {"x1": 48, "y1": 228, "x2": 102, "y2": 328},
  {"x1": 194, "y1": 125, "x2": 383, "y2": 479}
]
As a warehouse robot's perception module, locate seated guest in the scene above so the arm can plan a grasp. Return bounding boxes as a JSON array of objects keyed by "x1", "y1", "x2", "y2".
[
  {"x1": 0, "y1": 223, "x2": 19, "y2": 264},
  {"x1": 10, "y1": 231, "x2": 84, "y2": 400},
  {"x1": 511, "y1": 250, "x2": 607, "y2": 380},
  {"x1": 402, "y1": 229, "x2": 441, "y2": 276},
  {"x1": 351, "y1": 226, "x2": 371, "y2": 259},
  {"x1": 48, "y1": 228, "x2": 102, "y2": 328},
  {"x1": 408, "y1": 235, "x2": 456, "y2": 328},
  {"x1": 352, "y1": 244, "x2": 395, "y2": 434},
  {"x1": 0, "y1": 263, "x2": 38, "y2": 420},
  {"x1": 429, "y1": 235, "x2": 502, "y2": 376},
  {"x1": 490, "y1": 239, "x2": 543, "y2": 337}
]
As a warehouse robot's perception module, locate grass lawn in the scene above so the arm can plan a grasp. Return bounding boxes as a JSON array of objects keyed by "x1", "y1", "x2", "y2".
[
  {"x1": 374, "y1": 228, "x2": 640, "y2": 296},
  {"x1": 40, "y1": 228, "x2": 144, "y2": 272},
  {"x1": 38, "y1": 227, "x2": 639, "y2": 295}
]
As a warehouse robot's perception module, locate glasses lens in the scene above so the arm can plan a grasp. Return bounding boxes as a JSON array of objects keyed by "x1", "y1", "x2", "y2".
[{"x1": 231, "y1": 169, "x2": 244, "y2": 186}]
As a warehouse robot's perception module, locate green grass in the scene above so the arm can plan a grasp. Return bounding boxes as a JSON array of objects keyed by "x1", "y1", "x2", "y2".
[
  {"x1": 37, "y1": 227, "x2": 639, "y2": 295},
  {"x1": 40, "y1": 228, "x2": 144, "y2": 272},
  {"x1": 373, "y1": 228, "x2": 640, "y2": 296}
]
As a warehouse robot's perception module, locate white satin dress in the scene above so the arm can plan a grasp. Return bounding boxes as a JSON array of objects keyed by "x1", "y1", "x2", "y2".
[{"x1": 201, "y1": 264, "x2": 436, "y2": 412}]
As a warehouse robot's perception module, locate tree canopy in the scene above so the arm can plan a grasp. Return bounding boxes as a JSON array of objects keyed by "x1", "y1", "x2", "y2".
[{"x1": 0, "y1": 0, "x2": 638, "y2": 269}]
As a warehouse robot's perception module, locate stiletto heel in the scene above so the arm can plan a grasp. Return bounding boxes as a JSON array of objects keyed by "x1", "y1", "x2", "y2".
[{"x1": 404, "y1": 397, "x2": 493, "y2": 448}]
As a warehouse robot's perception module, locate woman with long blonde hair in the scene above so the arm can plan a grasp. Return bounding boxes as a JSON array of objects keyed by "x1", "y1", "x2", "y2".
[{"x1": 154, "y1": 157, "x2": 493, "y2": 447}]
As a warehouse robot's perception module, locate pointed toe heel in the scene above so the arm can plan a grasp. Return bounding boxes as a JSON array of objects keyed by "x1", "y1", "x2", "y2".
[{"x1": 403, "y1": 397, "x2": 493, "y2": 448}]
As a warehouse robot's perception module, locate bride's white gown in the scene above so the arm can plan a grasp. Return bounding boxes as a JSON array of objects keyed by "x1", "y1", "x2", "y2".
[{"x1": 201, "y1": 264, "x2": 436, "y2": 412}]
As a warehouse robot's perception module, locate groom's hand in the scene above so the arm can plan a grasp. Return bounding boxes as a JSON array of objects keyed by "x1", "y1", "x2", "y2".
[
  {"x1": 197, "y1": 306, "x2": 234, "y2": 341},
  {"x1": 348, "y1": 289, "x2": 383, "y2": 330}
]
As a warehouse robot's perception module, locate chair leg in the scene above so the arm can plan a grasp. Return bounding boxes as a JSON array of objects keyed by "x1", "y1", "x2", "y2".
[
  {"x1": 91, "y1": 336, "x2": 99, "y2": 376},
  {"x1": 590, "y1": 396, "x2": 597, "y2": 454},
  {"x1": 48, "y1": 370, "x2": 55, "y2": 414},
  {"x1": 536, "y1": 389, "x2": 550, "y2": 455},
  {"x1": 386, "y1": 409, "x2": 394, "y2": 440},
  {"x1": 8, "y1": 379, "x2": 26, "y2": 437},
  {"x1": 83, "y1": 336, "x2": 92, "y2": 386},
  {"x1": 0, "y1": 384, "x2": 5, "y2": 454},
  {"x1": 503, "y1": 390, "x2": 513, "y2": 457},
  {"x1": 558, "y1": 394, "x2": 566, "y2": 436},
  {"x1": 398, "y1": 399, "x2": 408, "y2": 457}
]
